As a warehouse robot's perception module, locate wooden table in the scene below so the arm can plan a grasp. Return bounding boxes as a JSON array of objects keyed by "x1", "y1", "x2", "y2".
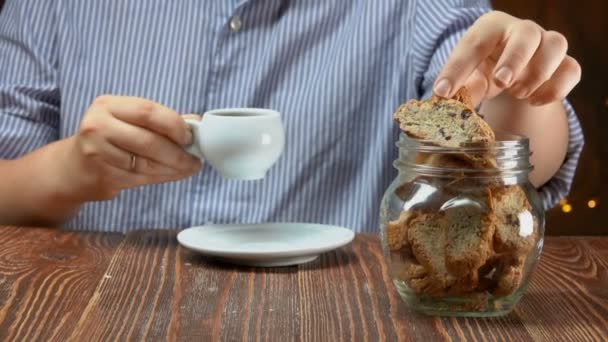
[{"x1": 0, "y1": 227, "x2": 606, "y2": 341}]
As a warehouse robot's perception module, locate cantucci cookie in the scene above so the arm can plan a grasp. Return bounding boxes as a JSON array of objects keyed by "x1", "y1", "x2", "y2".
[
  {"x1": 493, "y1": 263, "x2": 524, "y2": 297},
  {"x1": 407, "y1": 212, "x2": 450, "y2": 280},
  {"x1": 393, "y1": 87, "x2": 495, "y2": 148},
  {"x1": 444, "y1": 191, "x2": 496, "y2": 276},
  {"x1": 491, "y1": 186, "x2": 538, "y2": 255},
  {"x1": 385, "y1": 211, "x2": 413, "y2": 251}
]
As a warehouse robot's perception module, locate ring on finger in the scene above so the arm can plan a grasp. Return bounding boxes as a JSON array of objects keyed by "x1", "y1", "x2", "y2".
[{"x1": 129, "y1": 153, "x2": 137, "y2": 171}]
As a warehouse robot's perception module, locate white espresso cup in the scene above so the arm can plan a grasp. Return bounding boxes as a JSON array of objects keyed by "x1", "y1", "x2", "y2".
[{"x1": 184, "y1": 108, "x2": 284, "y2": 180}]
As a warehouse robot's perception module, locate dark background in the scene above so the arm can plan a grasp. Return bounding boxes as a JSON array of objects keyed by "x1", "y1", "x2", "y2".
[{"x1": 0, "y1": 0, "x2": 605, "y2": 235}]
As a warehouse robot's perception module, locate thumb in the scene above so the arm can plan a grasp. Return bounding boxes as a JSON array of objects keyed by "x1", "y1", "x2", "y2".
[{"x1": 182, "y1": 113, "x2": 202, "y2": 121}]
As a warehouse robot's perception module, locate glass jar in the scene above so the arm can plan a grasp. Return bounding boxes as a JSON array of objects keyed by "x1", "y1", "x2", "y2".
[{"x1": 380, "y1": 132, "x2": 544, "y2": 317}]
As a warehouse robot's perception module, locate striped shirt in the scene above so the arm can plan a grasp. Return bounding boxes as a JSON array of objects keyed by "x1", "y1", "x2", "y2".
[{"x1": 0, "y1": 0, "x2": 584, "y2": 233}]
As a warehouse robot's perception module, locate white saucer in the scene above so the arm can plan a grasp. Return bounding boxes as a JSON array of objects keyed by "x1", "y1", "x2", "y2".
[{"x1": 177, "y1": 223, "x2": 355, "y2": 267}]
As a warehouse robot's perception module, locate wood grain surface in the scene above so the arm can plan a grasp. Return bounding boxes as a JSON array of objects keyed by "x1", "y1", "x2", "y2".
[
  {"x1": 0, "y1": 227, "x2": 122, "y2": 341},
  {"x1": 0, "y1": 228, "x2": 606, "y2": 341}
]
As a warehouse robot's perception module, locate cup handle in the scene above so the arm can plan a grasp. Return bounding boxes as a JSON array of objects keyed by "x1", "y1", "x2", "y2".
[{"x1": 184, "y1": 119, "x2": 204, "y2": 159}]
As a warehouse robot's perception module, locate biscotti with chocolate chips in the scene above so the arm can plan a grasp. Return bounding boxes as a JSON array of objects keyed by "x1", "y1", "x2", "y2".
[{"x1": 393, "y1": 88, "x2": 495, "y2": 148}]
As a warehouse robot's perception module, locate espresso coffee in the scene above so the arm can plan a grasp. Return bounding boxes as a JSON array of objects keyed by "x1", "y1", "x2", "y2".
[{"x1": 216, "y1": 112, "x2": 264, "y2": 117}]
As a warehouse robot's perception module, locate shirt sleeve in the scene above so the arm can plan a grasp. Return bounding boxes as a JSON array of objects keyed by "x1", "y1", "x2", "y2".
[
  {"x1": 0, "y1": 0, "x2": 60, "y2": 159},
  {"x1": 411, "y1": 0, "x2": 584, "y2": 210},
  {"x1": 537, "y1": 100, "x2": 584, "y2": 210}
]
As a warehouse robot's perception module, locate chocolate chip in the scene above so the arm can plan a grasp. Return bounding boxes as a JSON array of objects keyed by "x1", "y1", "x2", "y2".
[
  {"x1": 505, "y1": 214, "x2": 519, "y2": 226},
  {"x1": 448, "y1": 112, "x2": 457, "y2": 117},
  {"x1": 445, "y1": 136, "x2": 452, "y2": 141},
  {"x1": 461, "y1": 109, "x2": 472, "y2": 119}
]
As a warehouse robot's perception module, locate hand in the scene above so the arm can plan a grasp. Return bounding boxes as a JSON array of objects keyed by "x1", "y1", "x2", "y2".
[
  {"x1": 433, "y1": 11, "x2": 581, "y2": 106},
  {"x1": 65, "y1": 95, "x2": 202, "y2": 201}
]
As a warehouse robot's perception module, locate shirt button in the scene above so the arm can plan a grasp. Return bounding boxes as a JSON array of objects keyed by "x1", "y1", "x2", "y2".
[{"x1": 230, "y1": 16, "x2": 243, "y2": 32}]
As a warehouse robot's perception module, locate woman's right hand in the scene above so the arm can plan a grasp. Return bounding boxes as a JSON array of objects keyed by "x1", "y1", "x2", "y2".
[{"x1": 63, "y1": 95, "x2": 202, "y2": 201}]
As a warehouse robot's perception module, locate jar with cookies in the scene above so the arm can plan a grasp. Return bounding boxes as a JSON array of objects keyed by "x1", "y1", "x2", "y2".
[{"x1": 380, "y1": 88, "x2": 544, "y2": 317}]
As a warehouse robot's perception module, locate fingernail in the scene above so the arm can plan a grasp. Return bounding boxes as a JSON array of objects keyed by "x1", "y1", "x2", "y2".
[
  {"x1": 495, "y1": 67, "x2": 513, "y2": 86},
  {"x1": 434, "y1": 79, "x2": 452, "y2": 97}
]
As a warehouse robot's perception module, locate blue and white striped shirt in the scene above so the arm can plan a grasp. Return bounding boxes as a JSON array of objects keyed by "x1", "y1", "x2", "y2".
[{"x1": 0, "y1": 0, "x2": 584, "y2": 232}]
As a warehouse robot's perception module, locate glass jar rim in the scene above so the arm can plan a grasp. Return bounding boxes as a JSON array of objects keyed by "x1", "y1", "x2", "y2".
[
  {"x1": 395, "y1": 130, "x2": 534, "y2": 177},
  {"x1": 396, "y1": 130, "x2": 530, "y2": 153}
]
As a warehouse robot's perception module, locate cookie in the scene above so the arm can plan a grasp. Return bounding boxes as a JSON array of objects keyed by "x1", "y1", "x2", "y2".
[
  {"x1": 408, "y1": 212, "x2": 450, "y2": 280},
  {"x1": 393, "y1": 86, "x2": 495, "y2": 148},
  {"x1": 385, "y1": 211, "x2": 413, "y2": 251},
  {"x1": 491, "y1": 186, "x2": 538, "y2": 255},
  {"x1": 444, "y1": 196, "x2": 495, "y2": 276}
]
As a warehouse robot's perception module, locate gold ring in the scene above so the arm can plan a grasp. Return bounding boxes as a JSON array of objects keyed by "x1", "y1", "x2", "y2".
[{"x1": 129, "y1": 153, "x2": 137, "y2": 171}]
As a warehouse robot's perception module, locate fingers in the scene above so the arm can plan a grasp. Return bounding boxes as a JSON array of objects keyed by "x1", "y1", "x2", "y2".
[
  {"x1": 129, "y1": 152, "x2": 202, "y2": 176},
  {"x1": 92, "y1": 95, "x2": 192, "y2": 146},
  {"x1": 434, "y1": 11, "x2": 511, "y2": 97},
  {"x1": 492, "y1": 20, "x2": 543, "y2": 88},
  {"x1": 105, "y1": 117, "x2": 201, "y2": 173},
  {"x1": 74, "y1": 97, "x2": 204, "y2": 199},
  {"x1": 462, "y1": 57, "x2": 510, "y2": 105},
  {"x1": 437, "y1": 12, "x2": 580, "y2": 106},
  {"x1": 77, "y1": 133, "x2": 134, "y2": 171},
  {"x1": 528, "y1": 56, "x2": 581, "y2": 106},
  {"x1": 508, "y1": 30, "x2": 568, "y2": 99},
  {"x1": 79, "y1": 117, "x2": 202, "y2": 176},
  {"x1": 462, "y1": 69, "x2": 489, "y2": 106},
  {"x1": 80, "y1": 109, "x2": 201, "y2": 173}
]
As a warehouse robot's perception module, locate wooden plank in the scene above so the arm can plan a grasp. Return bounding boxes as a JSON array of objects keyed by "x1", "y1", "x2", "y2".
[
  {"x1": 68, "y1": 230, "x2": 301, "y2": 341},
  {"x1": 584, "y1": 238, "x2": 608, "y2": 264},
  {"x1": 69, "y1": 230, "x2": 183, "y2": 340},
  {"x1": 0, "y1": 227, "x2": 122, "y2": 342},
  {"x1": 295, "y1": 235, "x2": 411, "y2": 341},
  {"x1": 513, "y1": 237, "x2": 608, "y2": 341},
  {"x1": 214, "y1": 257, "x2": 300, "y2": 341}
]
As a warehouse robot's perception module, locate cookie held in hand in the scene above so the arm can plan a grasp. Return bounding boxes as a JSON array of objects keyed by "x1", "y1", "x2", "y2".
[{"x1": 393, "y1": 87, "x2": 495, "y2": 148}]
